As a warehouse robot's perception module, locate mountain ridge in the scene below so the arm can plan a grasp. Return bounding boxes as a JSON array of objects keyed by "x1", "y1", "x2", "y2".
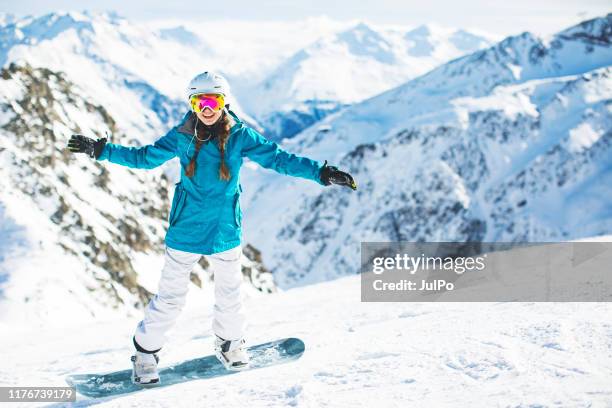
[{"x1": 241, "y1": 14, "x2": 612, "y2": 287}]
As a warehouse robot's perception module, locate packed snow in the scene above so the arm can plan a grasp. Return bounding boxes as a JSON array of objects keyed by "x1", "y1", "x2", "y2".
[{"x1": 1, "y1": 264, "x2": 612, "y2": 407}]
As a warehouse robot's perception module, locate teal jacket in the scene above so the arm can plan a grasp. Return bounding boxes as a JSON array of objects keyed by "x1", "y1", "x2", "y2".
[{"x1": 96, "y1": 110, "x2": 325, "y2": 254}]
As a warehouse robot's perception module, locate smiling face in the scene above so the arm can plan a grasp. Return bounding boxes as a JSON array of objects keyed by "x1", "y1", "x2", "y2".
[
  {"x1": 190, "y1": 93, "x2": 225, "y2": 126},
  {"x1": 196, "y1": 108, "x2": 223, "y2": 126}
]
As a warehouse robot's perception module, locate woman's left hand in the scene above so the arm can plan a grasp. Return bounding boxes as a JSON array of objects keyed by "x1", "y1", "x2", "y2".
[{"x1": 320, "y1": 161, "x2": 357, "y2": 190}]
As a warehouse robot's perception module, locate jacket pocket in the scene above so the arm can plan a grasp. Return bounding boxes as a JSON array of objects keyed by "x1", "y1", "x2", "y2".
[
  {"x1": 169, "y1": 182, "x2": 186, "y2": 226},
  {"x1": 233, "y1": 192, "x2": 242, "y2": 228}
]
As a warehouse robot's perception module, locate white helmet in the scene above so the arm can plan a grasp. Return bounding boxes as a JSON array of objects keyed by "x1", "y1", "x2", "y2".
[{"x1": 185, "y1": 71, "x2": 230, "y2": 101}]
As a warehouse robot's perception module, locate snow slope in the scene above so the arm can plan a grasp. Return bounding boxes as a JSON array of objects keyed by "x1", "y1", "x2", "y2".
[
  {"x1": 1, "y1": 265, "x2": 611, "y2": 407},
  {"x1": 241, "y1": 14, "x2": 612, "y2": 288}
]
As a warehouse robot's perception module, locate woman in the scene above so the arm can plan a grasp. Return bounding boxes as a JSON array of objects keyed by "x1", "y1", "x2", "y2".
[{"x1": 67, "y1": 71, "x2": 356, "y2": 385}]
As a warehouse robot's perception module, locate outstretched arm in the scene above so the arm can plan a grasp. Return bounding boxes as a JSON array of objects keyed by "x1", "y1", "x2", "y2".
[
  {"x1": 95, "y1": 128, "x2": 178, "y2": 169},
  {"x1": 68, "y1": 128, "x2": 179, "y2": 169},
  {"x1": 240, "y1": 127, "x2": 326, "y2": 185}
]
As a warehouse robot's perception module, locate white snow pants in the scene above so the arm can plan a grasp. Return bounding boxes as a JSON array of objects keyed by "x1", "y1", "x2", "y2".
[{"x1": 133, "y1": 244, "x2": 245, "y2": 353}]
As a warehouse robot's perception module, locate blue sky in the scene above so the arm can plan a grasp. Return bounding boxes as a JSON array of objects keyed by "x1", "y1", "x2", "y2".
[{"x1": 0, "y1": 0, "x2": 609, "y2": 35}]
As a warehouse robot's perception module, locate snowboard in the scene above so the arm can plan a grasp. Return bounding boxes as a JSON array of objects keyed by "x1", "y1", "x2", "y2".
[{"x1": 66, "y1": 337, "x2": 305, "y2": 399}]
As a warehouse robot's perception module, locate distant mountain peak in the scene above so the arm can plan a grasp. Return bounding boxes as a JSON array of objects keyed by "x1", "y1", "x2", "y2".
[
  {"x1": 405, "y1": 24, "x2": 434, "y2": 38},
  {"x1": 1, "y1": 10, "x2": 95, "y2": 49},
  {"x1": 556, "y1": 13, "x2": 611, "y2": 45},
  {"x1": 450, "y1": 29, "x2": 493, "y2": 51},
  {"x1": 349, "y1": 21, "x2": 377, "y2": 33},
  {"x1": 158, "y1": 25, "x2": 202, "y2": 45},
  {"x1": 335, "y1": 21, "x2": 395, "y2": 63},
  {"x1": 404, "y1": 23, "x2": 469, "y2": 57},
  {"x1": 337, "y1": 21, "x2": 388, "y2": 42}
]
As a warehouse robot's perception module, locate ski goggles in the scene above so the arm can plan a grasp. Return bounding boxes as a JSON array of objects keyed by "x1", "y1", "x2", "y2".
[{"x1": 189, "y1": 93, "x2": 225, "y2": 113}]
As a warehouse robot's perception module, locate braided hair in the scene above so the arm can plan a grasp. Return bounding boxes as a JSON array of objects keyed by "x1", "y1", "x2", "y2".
[{"x1": 185, "y1": 111, "x2": 232, "y2": 180}]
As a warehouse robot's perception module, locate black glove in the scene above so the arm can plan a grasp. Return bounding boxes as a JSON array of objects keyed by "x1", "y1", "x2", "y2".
[
  {"x1": 67, "y1": 135, "x2": 107, "y2": 159},
  {"x1": 320, "y1": 160, "x2": 357, "y2": 190}
]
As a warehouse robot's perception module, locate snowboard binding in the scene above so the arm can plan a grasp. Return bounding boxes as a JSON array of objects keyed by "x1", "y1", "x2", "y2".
[
  {"x1": 131, "y1": 353, "x2": 160, "y2": 386},
  {"x1": 214, "y1": 336, "x2": 250, "y2": 371}
]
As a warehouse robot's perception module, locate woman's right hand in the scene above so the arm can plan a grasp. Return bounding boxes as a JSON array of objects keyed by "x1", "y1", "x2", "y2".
[{"x1": 67, "y1": 134, "x2": 107, "y2": 159}]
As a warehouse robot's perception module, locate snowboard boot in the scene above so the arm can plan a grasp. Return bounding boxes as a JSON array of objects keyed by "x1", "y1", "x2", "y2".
[
  {"x1": 214, "y1": 335, "x2": 250, "y2": 371},
  {"x1": 130, "y1": 351, "x2": 160, "y2": 385}
]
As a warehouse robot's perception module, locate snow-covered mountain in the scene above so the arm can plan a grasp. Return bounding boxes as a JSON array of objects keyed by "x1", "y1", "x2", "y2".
[
  {"x1": 0, "y1": 11, "x2": 260, "y2": 141},
  {"x1": 245, "y1": 22, "x2": 495, "y2": 141},
  {"x1": 242, "y1": 13, "x2": 612, "y2": 287},
  {"x1": 0, "y1": 63, "x2": 275, "y2": 328},
  {"x1": 0, "y1": 12, "x2": 494, "y2": 143},
  {"x1": 149, "y1": 16, "x2": 352, "y2": 85}
]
